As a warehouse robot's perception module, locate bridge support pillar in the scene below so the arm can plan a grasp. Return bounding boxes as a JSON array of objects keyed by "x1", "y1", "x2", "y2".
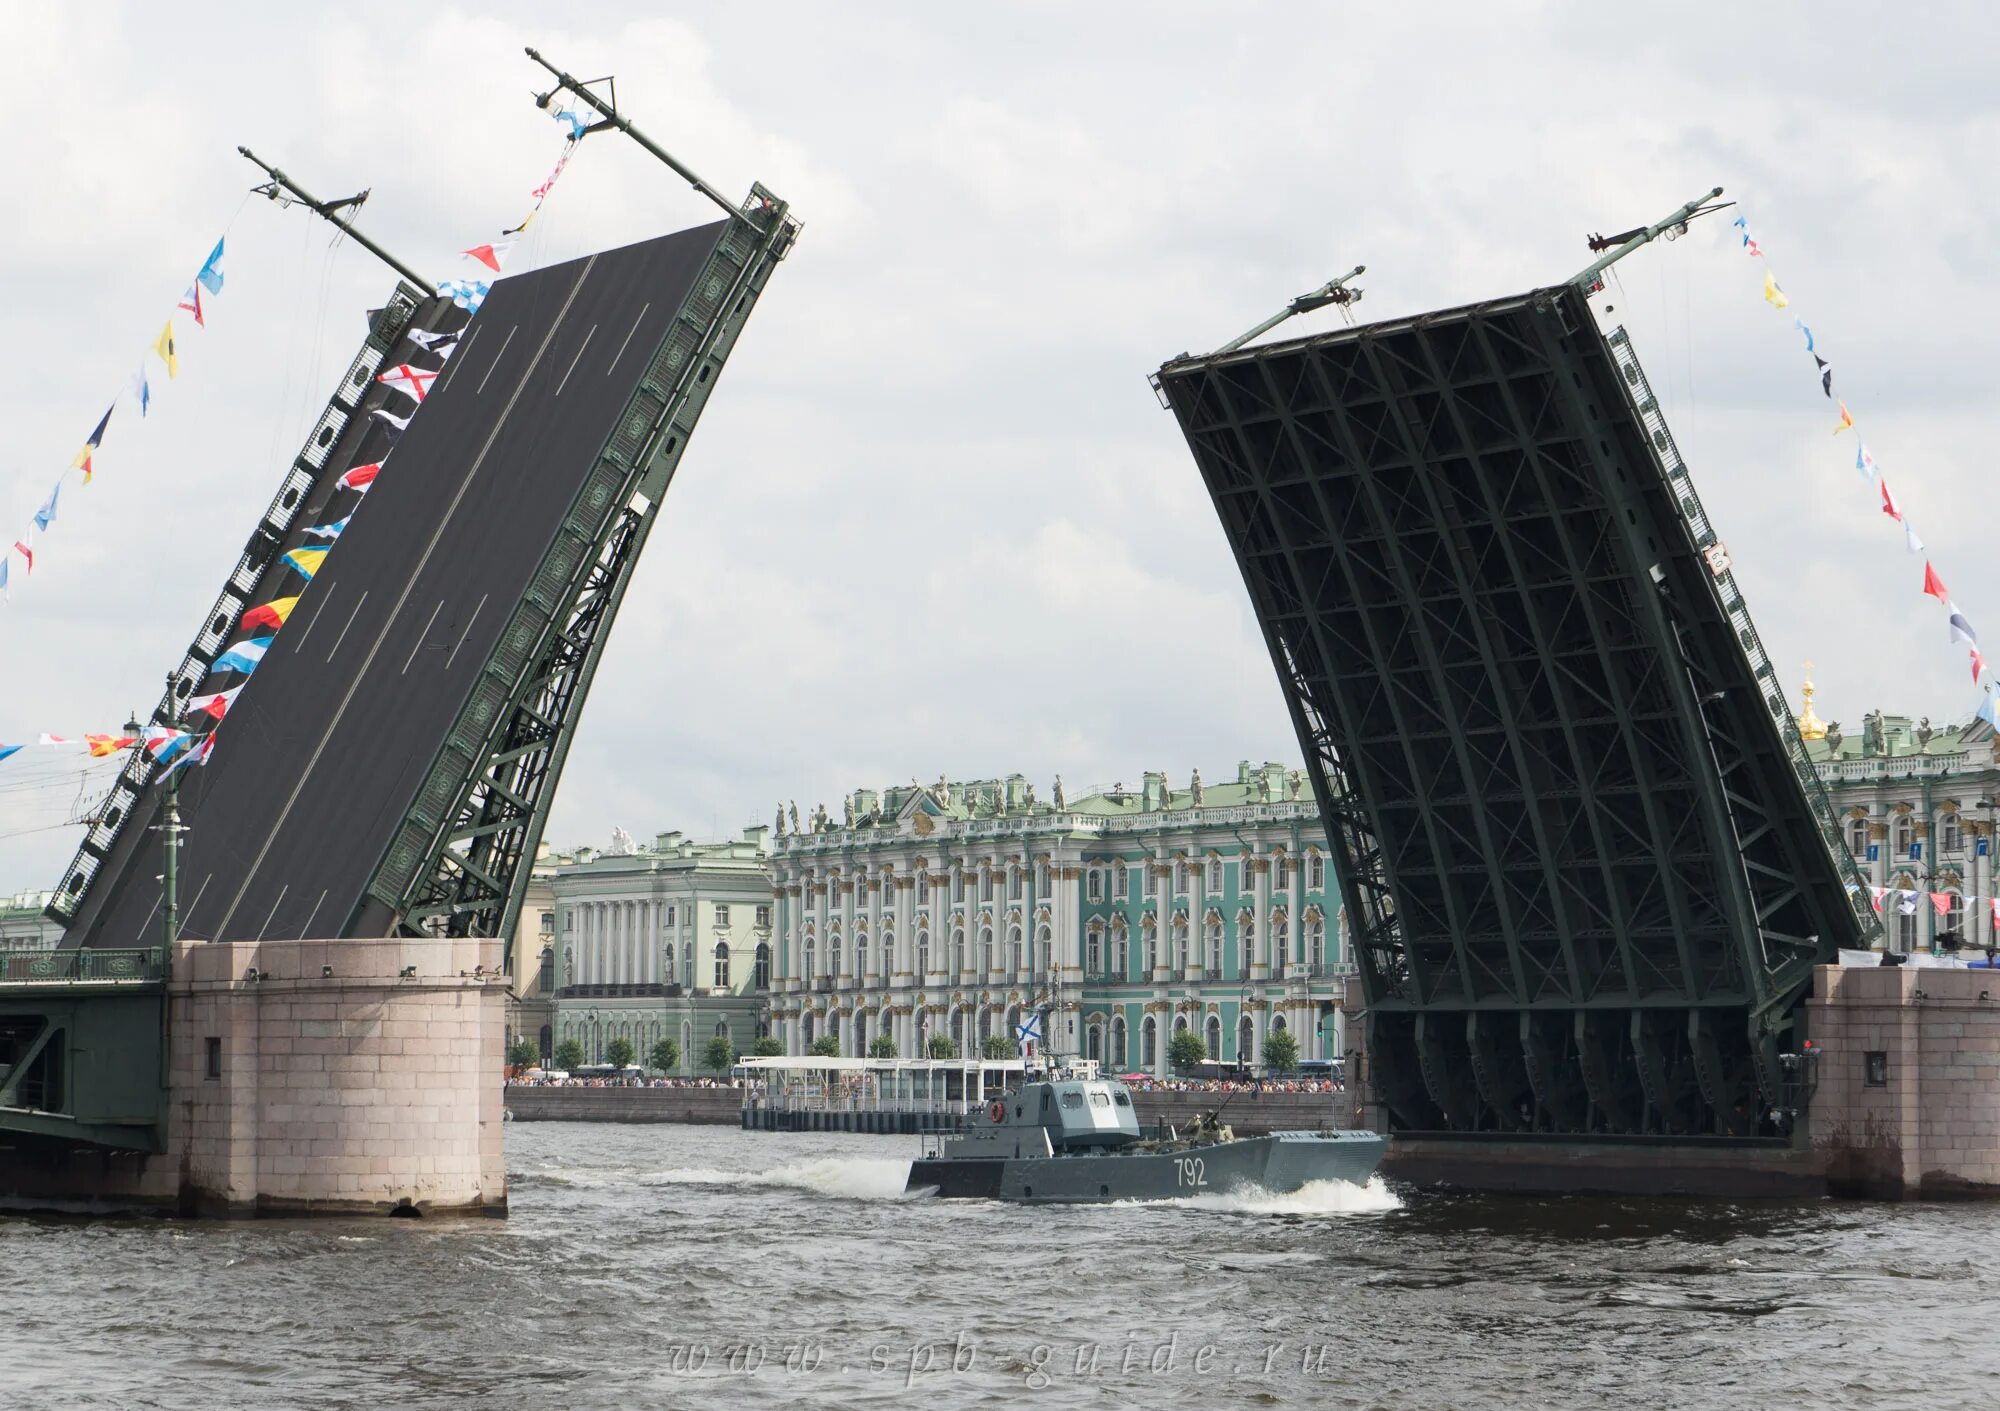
[{"x1": 0, "y1": 937, "x2": 506, "y2": 1217}]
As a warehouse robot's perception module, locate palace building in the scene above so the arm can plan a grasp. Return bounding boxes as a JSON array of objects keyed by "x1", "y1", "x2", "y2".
[{"x1": 766, "y1": 763, "x2": 1355, "y2": 1076}]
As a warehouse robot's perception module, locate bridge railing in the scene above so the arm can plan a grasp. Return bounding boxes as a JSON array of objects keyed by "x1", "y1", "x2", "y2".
[{"x1": 0, "y1": 947, "x2": 167, "y2": 985}]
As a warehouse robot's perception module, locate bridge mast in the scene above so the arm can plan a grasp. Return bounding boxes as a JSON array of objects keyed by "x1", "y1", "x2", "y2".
[
  {"x1": 237, "y1": 147, "x2": 433, "y2": 290},
  {"x1": 1213, "y1": 266, "x2": 1366, "y2": 355}
]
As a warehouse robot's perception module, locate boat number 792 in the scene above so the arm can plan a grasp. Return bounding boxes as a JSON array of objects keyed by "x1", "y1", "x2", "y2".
[{"x1": 1175, "y1": 1157, "x2": 1208, "y2": 1188}]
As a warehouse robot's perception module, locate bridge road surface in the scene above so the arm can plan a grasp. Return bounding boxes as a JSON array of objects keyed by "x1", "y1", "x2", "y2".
[{"x1": 86, "y1": 222, "x2": 728, "y2": 946}]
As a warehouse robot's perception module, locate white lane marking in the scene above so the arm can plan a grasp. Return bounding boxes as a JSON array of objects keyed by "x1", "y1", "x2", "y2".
[
  {"x1": 605, "y1": 303, "x2": 649, "y2": 376},
  {"x1": 254, "y1": 883, "x2": 289, "y2": 941},
  {"x1": 298, "y1": 888, "x2": 331, "y2": 940},
  {"x1": 554, "y1": 324, "x2": 597, "y2": 397},
  {"x1": 326, "y1": 589, "x2": 369, "y2": 662},
  {"x1": 476, "y1": 325, "x2": 518, "y2": 395},
  {"x1": 433, "y1": 324, "x2": 481, "y2": 395},
  {"x1": 289, "y1": 581, "x2": 338, "y2": 652},
  {"x1": 444, "y1": 593, "x2": 489, "y2": 672},
  {"x1": 402, "y1": 599, "x2": 447, "y2": 675}
]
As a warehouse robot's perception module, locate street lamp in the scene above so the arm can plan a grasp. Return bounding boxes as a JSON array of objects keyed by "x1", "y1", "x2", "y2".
[{"x1": 133, "y1": 674, "x2": 193, "y2": 952}]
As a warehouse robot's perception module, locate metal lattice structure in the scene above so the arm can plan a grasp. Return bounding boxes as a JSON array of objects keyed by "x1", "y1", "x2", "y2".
[{"x1": 1155, "y1": 282, "x2": 1873, "y2": 1139}]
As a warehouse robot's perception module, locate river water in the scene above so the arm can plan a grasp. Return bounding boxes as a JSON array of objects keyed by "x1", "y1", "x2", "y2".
[{"x1": 3, "y1": 1122, "x2": 1996, "y2": 1409}]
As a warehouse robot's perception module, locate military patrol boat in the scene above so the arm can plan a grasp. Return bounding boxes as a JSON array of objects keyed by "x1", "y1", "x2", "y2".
[{"x1": 905, "y1": 1067, "x2": 1386, "y2": 1203}]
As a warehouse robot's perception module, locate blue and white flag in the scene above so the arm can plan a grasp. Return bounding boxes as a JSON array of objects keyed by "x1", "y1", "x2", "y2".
[
  {"x1": 1014, "y1": 1012, "x2": 1043, "y2": 1051},
  {"x1": 32, "y1": 483, "x2": 59, "y2": 533},
  {"x1": 130, "y1": 363, "x2": 150, "y2": 417},
  {"x1": 437, "y1": 277, "x2": 489, "y2": 313},
  {"x1": 196, "y1": 237, "x2": 225, "y2": 295},
  {"x1": 303, "y1": 515, "x2": 349, "y2": 542},
  {"x1": 213, "y1": 636, "x2": 274, "y2": 675}
]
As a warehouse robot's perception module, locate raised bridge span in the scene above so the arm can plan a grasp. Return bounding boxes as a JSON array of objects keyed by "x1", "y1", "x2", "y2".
[{"x1": 1154, "y1": 275, "x2": 1877, "y2": 1154}]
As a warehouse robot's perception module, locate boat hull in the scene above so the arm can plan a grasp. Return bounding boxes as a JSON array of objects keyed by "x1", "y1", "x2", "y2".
[{"x1": 906, "y1": 1130, "x2": 1386, "y2": 1203}]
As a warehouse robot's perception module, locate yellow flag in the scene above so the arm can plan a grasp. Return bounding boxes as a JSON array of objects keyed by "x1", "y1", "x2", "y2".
[
  {"x1": 154, "y1": 320, "x2": 178, "y2": 378},
  {"x1": 1834, "y1": 401, "x2": 1854, "y2": 435},
  {"x1": 1762, "y1": 270, "x2": 1788, "y2": 310}
]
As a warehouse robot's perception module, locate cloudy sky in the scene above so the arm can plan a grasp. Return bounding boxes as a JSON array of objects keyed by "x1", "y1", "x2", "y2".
[{"x1": 3, "y1": 1, "x2": 1998, "y2": 888}]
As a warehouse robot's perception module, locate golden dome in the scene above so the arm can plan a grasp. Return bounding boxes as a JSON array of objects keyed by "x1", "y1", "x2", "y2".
[{"x1": 1797, "y1": 661, "x2": 1827, "y2": 741}]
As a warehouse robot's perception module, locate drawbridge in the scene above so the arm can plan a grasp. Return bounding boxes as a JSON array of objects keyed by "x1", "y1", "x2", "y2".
[
  {"x1": 1154, "y1": 193, "x2": 1876, "y2": 1144},
  {"x1": 4, "y1": 55, "x2": 796, "y2": 1153}
]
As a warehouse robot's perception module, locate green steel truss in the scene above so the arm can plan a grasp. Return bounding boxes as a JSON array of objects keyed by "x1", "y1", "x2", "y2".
[
  {"x1": 357, "y1": 188, "x2": 799, "y2": 942},
  {"x1": 1155, "y1": 285, "x2": 1872, "y2": 1139}
]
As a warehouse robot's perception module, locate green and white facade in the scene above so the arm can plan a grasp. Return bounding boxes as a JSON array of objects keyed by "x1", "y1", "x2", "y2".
[
  {"x1": 549, "y1": 827, "x2": 774, "y2": 1070},
  {"x1": 768, "y1": 763, "x2": 1354, "y2": 1074}
]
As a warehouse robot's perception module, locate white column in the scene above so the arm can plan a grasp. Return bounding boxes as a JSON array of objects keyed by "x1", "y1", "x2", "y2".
[
  {"x1": 1290, "y1": 850, "x2": 1305, "y2": 971},
  {"x1": 1252, "y1": 853, "x2": 1271, "y2": 980}
]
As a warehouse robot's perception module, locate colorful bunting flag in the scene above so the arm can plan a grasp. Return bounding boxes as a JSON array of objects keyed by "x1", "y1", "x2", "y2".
[
  {"x1": 406, "y1": 328, "x2": 460, "y2": 354},
  {"x1": 1972, "y1": 648, "x2": 1986, "y2": 684},
  {"x1": 303, "y1": 515, "x2": 349, "y2": 541},
  {"x1": 12, "y1": 534, "x2": 32, "y2": 574},
  {"x1": 503, "y1": 140, "x2": 579, "y2": 236},
  {"x1": 142, "y1": 727, "x2": 194, "y2": 765},
  {"x1": 0, "y1": 558, "x2": 8, "y2": 598},
  {"x1": 32, "y1": 483, "x2": 60, "y2": 533},
  {"x1": 1794, "y1": 318, "x2": 1814, "y2": 352},
  {"x1": 1833, "y1": 400, "x2": 1854, "y2": 434},
  {"x1": 1930, "y1": 892, "x2": 1952, "y2": 918},
  {"x1": 1949, "y1": 604, "x2": 1978, "y2": 647},
  {"x1": 153, "y1": 320, "x2": 178, "y2": 378},
  {"x1": 1762, "y1": 270, "x2": 1788, "y2": 308},
  {"x1": 0, "y1": 744, "x2": 19, "y2": 764},
  {"x1": 213, "y1": 636, "x2": 274, "y2": 674},
  {"x1": 1880, "y1": 481, "x2": 1903, "y2": 522},
  {"x1": 1814, "y1": 355, "x2": 1833, "y2": 397},
  {"x1": 1896, "y1": 890, "x2": 1919, "y2": 916},
  {"x1": 337, "y1": 462, "x2": 380, "y2": 493},
  {"x1": 461, "y1": 241, "x2": 515, "y2": 273},
  {"x1": 281, "y1": 545, "x2": 329, "y2": 581},
  {"x1": 1905, "y1": 521, "x2": 1925, "y2": 556},
  {"x1": 1924, "y1": 562, "x2": 1949, "y2": 604},
  {"x1": 84, "y1": 733, "x2": 136, "y2": 757},
  {"x1": 436, "y1": 277, "x2": 490, "y2": 313},
  {"x1": 187, "y1": 685, "x2": 243, "y2": 720},
  {"x1": 1980, "y1": 691, "x2": 2000, "y2": 730},
  {"x1": 377, "y1": 363, "x2": 439, "y2": 403},
  {"x1": 196, "y1": 236, "x2": 225, "y2": 295},
  {"x1": 1854, "y1": 442, "x2": 1876, "y2": 484},
  {"x1": 72, "y1": 404, "x2": 113, "y2": 482},
  {"x1": 130, "y1": 363, "x2": 150, "y2": 418},
  {"x1": 37, "y1": 734, "x2": 68, "y2": 745},
  {"x1": 370, "y1": 409, "x2": 410, "y2": 435},
  {"x1": 552, "y1": 106, "x2": 592, "y2": 141},
  {"x1": 240, "y1": 597, "x2": 298, "y2": 633},
  {"x1": 178, "y1": 283, "x2": 204, "y2": 328}
]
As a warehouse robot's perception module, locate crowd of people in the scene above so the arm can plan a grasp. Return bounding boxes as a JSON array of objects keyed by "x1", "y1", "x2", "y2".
[
  {"x1": 1113, "y1": 1076, "x2": 1344, "y2": 1095},
  {"x1": 505, "y1": 1072, "x2": 746, "y2": 1089}
]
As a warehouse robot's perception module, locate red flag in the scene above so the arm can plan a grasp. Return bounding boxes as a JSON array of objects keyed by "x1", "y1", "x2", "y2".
[
  {"x1": 178, "y1": 283, "x2": 205, "y2": 328},
  {"x1": 187, "y1": 685, "x2": 242, "y2": 720},
  {"x1": 1880, "y1": 480, "x2": 1903, "y2": 522},
  {"x1": 1930, "y1": 891, "x2": 1952, "y2": 918},
  {"x1": 1975, "y1": 648, "x2": 1988, "y2": 685},
  {"x1": 12, "y1": 538, "x2": 31, "y2": 573},
  {"x1": 377, "y1": 363, "x2": 438, "y2": 403},
  {"x1": 461, "y1": 241, "x2": 515, "y2": 273},
  {"x1": 337, "y1": 462, "x2": 380, "y2": 492},
  {"x1": 1923, "y1": 562, "x2": 1949, "y2": 603}
]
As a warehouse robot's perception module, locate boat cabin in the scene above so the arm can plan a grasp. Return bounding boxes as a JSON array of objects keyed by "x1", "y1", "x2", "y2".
[{"x1": 946, "y1": 1078, "x2": 1143, "y2": 1159}]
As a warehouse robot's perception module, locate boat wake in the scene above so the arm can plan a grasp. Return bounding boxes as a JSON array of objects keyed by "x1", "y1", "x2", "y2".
[
  {"x1": 638, "y1": 1156, "x2": 917, "y2": 1202},
  {"x1": 1186, "y1": 1175, "x2": 1402, "y2": 1215}
]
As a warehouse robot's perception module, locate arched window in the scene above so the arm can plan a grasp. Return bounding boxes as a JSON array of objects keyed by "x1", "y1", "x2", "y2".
[
  {"x1": 1087, "y1": 925, "x2": 1102, "y2": 975},
  {"x1": 1172, "y1": 915, "x2": 1187, "y2": 969},
  {"x1": 753, "y1": 942, "x2": 770, "y2": 990},
  {"x1": 951, "y1": 927, "x2": 965, "y2": 975},
  {"x1": 1946, "y1": 890, "x2": 1966, "y2": 933},
  {"x1": 1892, "y1": 814, "x2": 1914, "y2": 857},
  {"x1": 1307, "y1": 915, "x2": 1325, "y2": 970},
  {"x1": 831, "y1": 938, "x2": 843, "y2": 980},
  {"x1": 1113, "y1": 926, "x2": 1129, "y2": 977},
  {"x1": 802, "y1": 937, "x2": 815, "y2": 982},
  {"x1": 1143, "y1": 918, "x2": 1158, "y2": 972},
  {"x1": 1847, "y1": 818, "x2": 1869, "y2": 855},
  {"x1": 977, "y1": 1010, "x2": 992, "y2": 1047},
  {"x1": 917, "y1": 873, "x2": 929, "y2": 903},
  {"x1": 1308, "y1": 852, "x2": 1325, "y2": 889},
  {"x1": 1037, "y1": 924, "x2": 1053, "y2": 977},
  {"x1": 950, "y1": 1008, "x2": 965, "y2": 1051},
  {"x1": 1209, "y1": 858, "x2": 1223, "y2": 891},
  {"x1": 1009, "y1": 867, "x2": 1023, "y2": 901},
  {"x1": 980, "y1": 927, "x2": 995, "y2": 973},
  {"x1": 1237, "y1": 1014, "x2": 1254, "y2": 1065},
  {"x1": 1113, "y1": 861, "x2": 1127, "y2": 897},
  {"x1": 1205, "y1": 1013, "x2": 1222, "y2": 1059},
  {"x1": 1271, "y1": 910, "x2": 1290, "y2": 966},
  {"x1": 1238, "y1": 915, "x2": 1256, "y2": 979},
  {"x1": 1088, "y1": 869, "x2": 1103, "y2": 903},
  {"x1": 917, "y1": 929, "x2": 931, "y2": 976},
  {"x1": 1110, "y1": 1014, "x2": 1127, "y2": 1068},
  {"x1": 1141, "y1": 1016, "x2": 1157, "y2": 1068},
  {"x1": 857, "y1": 933, "x2": 870, "y2": 980},
  {"x1": 1086, "y1": 1023, "x2": 1102, "y2": 1062},
  {"x1": 1943, "y1": 814, "x2": 1964, "y2": 853},
  {"x1": 713, "y1": 942, "x2": 730, "y2": 990},
  {"x1": 1009, "y1": 926, "x2": 1024, "y2": 973},
  {"x1": 1205, "y1": 915, "x2": 1222, "y2": 972},
  {"x1": 854, "y1": 1012, "x2": 868, "y2": 1056},
  {"x1": 981, "y1": 869, "x2": 994, "y2": 902}
]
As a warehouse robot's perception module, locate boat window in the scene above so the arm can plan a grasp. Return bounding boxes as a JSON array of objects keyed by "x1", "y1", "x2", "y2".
[
  {"x1": 1061, "y1": 1091, "x2": 1083, "y2": 1109},
  {"x1": 1113, "y1": 1092, "x2": 1131, "y2": 1107},
  {"x1": 1089, "y1": 1091, "x2": 1111, "y2": 1108}
]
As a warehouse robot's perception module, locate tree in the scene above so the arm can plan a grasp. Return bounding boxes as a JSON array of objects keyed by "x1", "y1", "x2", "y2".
[
  {"x1": 868, "y1": 1034, "x2": 898, "y2": 1059},
  {"x1": 1263, "y1": 1028, "x2": 1301, "y2": 1074},
  {"x1": 926, "y1": 1034, "x2": 960, "y2": 1059},
  {"x1": 649, "y1": 1037, "x2": 681, "y2": 1074},
  {"x1": 981, "y1": 1035, "x2": 1014, "y2": 1060},
  {"x1": 1169, "y1": 1029, "x2": 1208, "y2": 1075},
  {"x1": 604, "y1": 1036, "x2": 636, "y2": 1070},
  {"x1": 553, "y1": 1038, "x2": 585, "y2": 1071},
  {"x1": 506, "y1": 1037, "x2": 540, "y2": 1069},
  {"x1": 808, "y1": 1035, "x2": 842, "y2": 1058},
  {"x1": 702, "y1": 1034, "x2": 737, "y2": 1072},
  {"x1": 752, "y1": 1036, "x2": 785, "y2": 1057}
]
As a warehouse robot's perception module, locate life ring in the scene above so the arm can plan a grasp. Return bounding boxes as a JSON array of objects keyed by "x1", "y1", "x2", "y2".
[{"x1": 989, "y1": 1101, "x2": 1006, "y2": 1123}]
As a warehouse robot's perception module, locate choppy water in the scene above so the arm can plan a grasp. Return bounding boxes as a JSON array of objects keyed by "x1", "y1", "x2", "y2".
[{"x1": 3, "y1": 1122, "x2": 1997, "y2": 1409}]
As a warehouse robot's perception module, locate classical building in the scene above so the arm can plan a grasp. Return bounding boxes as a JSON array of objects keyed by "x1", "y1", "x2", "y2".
[
  {"x1": 504, "y1": 844, "x2": 564, "y2": 1063},
  {"x1": 1799, "y1": 670, "x2": 2000, "y2": 953},
  {"x1": 550, "y1": 827, "x2": 774, "y2": 1069},
  {"x1": 767, "y1": 763, "x2": 1353, "y2": 1076},
  {"x1": 0, "y1": 890, "x2": 63, "y2": 950}
]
